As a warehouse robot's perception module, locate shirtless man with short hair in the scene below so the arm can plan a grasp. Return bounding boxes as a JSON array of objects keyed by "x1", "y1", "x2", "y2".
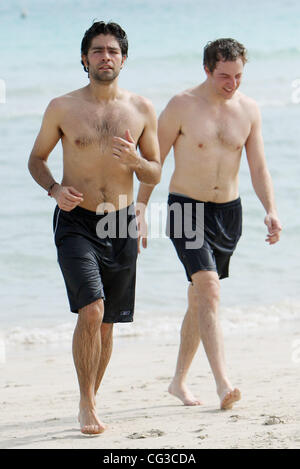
[
  {"x1": 137, "y1": 38, "x2": 281, "y2": 410},
  {"x1": 28, "y1": 21, "x2": 161, "y2": 434}
]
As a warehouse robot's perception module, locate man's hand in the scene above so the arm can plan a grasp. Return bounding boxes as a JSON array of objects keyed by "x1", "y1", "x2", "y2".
[
  {"x1": 264, "y1": 213, "x2": 282, "y2": 244},
  {"x1": 52, "y1": 184, "x2": 84, "y2": 211},
  {"x1": 112, "y1": 130, "x2": 141, "y2": 168},
  {"x1": 136, "y1": 208, "x2": 148, "y2": 254}
]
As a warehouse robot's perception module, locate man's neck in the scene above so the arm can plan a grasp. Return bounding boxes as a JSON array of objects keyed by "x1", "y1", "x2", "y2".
[
  {"x1": 86, "y1": 79, "x2": 120, "y2": 103},
  {"x1": 200, "y1": 80, "x2": 231, "y2": 106}
]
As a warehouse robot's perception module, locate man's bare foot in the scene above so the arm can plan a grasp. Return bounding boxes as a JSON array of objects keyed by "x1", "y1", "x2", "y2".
[
  {"x1": 219, "y1": 388, "x2": 241, "y2": 410},
  {"x1": 168, "y1": 381, "x2": 203, "y2": 406},
  {"x1": 78, "y1": 406, "x2": 106, "y2": 434}
]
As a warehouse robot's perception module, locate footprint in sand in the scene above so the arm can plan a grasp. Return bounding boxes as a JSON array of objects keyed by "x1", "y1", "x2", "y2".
[
  {"x1": 197, "y1": 434, "x2": 208, "y2": 440},
  {"x1": 194, "y1": 428, "x2": 207, "y2": 433},
  {"x1": 263, "y1": 416, "x2": 285, "y2": 426},
  {"x1": 228, "y1": 414, "x2": 243, "y2": 422},
  {"x1": 127, "y1": 429, "x2": 165, "y2": 439}
]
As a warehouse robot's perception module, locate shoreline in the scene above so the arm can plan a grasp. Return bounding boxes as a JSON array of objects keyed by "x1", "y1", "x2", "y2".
[
  {"x1": 1, "y1": 322, "x2": 300, "y2": 449},
  {"x1": 3, "y1": 297, "x2": 300, "y2": 351}
]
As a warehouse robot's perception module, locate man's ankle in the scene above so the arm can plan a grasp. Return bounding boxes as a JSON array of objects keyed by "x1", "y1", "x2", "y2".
[
  {"x1": 79, "y1": 397, "x2": 96, "y2": 410},
  {"x1": 171, "y1": 376, "x2": 186, "y2": 386},
  {"x1": 216, "y1": 380, "x2": 232, "y2": 395}
]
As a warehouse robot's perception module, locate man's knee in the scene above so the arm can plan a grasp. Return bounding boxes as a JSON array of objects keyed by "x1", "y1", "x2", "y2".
[
  {"x1": 101, "y1": 322, "x2": 113, "y2": 338},
  {"x1": 78, "y1": 299, "x2": 104, "y2": 329},
  {"x1": 191, "y1": 271, "x2": 220, "y2": 310}
]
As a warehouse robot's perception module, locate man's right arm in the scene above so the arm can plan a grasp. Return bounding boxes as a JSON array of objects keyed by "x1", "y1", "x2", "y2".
[
  {"x1": 136, "y1": 96, "x2": 182, "y2": 249},
  {"x1": 245, "y1": 100, "x2": 282, "y2": 244},
  {"x1": 28, "y1": 99, "x2": 83, "y2": 210}
]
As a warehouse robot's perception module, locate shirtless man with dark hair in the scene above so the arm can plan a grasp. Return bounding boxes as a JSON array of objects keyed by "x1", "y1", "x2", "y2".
[
  {"x1": 137, "y1": 38, "x2": 281, "y2": 410},
  {"x1": 28, "y1": 21, "x2": 161, "y2": 434}
]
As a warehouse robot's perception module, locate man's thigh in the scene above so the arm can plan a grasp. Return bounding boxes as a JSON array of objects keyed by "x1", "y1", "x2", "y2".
[{"x1": 57, "y1": 236, "x2": 105, "y2": 314}]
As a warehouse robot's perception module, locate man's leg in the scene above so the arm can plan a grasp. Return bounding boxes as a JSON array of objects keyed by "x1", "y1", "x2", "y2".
[
  {"x1": 169, "y1": 270, "x2": 240, "y2": 409},
  {"x1": 192, "y1": 271, "x2": 241, "y2": 409},
  {"x1": 168, "y1": 284, "x2": 203, "y2": 405},
  {"x1": 94, "y1": 323, "x2": 114, "y2": 399},
  {"x1": 72, "y1": 299, "x2": 106, "y2": 434}
]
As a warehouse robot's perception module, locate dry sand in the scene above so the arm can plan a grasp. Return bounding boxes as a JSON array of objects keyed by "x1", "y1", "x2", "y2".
[{"x1": 1, "y1": 322, "x2": 300, "y2": 449}]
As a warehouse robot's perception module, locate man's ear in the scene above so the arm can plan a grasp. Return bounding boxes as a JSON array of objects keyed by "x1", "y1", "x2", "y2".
[
  {"x1": 204, "y1": 65, "x2": 210, "y2": 76},
  {"x1": 81, "y1": 54, "x2": 88, "y2": 71},
  {"x1": 121, "y1": 55, "x2": 127, "y2": 68}
]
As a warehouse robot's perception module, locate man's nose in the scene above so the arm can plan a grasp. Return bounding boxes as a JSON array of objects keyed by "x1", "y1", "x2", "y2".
[
  {"x1": 227, "y1": 78, "x2": 237, "y2": 89},
  {"x1": 101, "y1": 50, "x2": 110, "y2": 61}
]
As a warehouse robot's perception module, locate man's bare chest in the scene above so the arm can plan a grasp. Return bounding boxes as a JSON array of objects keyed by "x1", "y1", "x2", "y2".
[
  {"x1": 61, "y1": 106, "x2": 143, "y2": 151},
  {"x1": 181, "y1": 107, "x2": 251, "y2": 151}
]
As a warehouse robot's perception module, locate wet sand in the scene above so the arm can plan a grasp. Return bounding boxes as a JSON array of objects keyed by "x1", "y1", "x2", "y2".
[{"x1": 1, "y1": 323, "x2": 300, "y2": 449}]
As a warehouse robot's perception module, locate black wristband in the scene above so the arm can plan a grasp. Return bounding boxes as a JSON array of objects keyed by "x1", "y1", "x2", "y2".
[{"x1": 47, "y1": 182, "x2": 58, "y2": 197}]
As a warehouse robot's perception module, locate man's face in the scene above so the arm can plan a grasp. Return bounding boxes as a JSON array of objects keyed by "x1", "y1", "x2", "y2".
[
  {"x1": 82, "y1": 34, "x2": 126, "y2": 83},
  {"x1": 206, "y1": 58, "x2": 244, "y2": 99}
]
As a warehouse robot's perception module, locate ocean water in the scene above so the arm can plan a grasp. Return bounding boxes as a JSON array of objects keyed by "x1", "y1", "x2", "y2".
[{"x1": 1, "y1": 0, "x2": 300, "y2": 345}]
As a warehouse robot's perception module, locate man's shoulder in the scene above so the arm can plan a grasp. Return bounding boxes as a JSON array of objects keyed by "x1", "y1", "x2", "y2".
[
  {"x1": 47, "y1": 88, "x2": 86, "y2": 112},
  {"x1": 164, "y1": 88, "x2": 196, "y2": 112},
  {"x1": 237, "y1": 92, "x2": 260, "y2": 113},
  {"x1": 235, "y1": 93, "x2": 261, "y2": 127},
  {"x1": 172, "y1": 88, "x2": 197, "y2": 102},
  {"x1": 126, "y1": 90, "x2": 156, "y2": 115}
]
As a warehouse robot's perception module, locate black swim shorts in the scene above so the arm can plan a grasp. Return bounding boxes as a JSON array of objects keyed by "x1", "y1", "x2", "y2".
[
  {"x1": 53, "y1": 204, "x2": 138, "y2": 323},
  {"x1": 167, "y1": 193, "x2": 242, "y2": 281}
]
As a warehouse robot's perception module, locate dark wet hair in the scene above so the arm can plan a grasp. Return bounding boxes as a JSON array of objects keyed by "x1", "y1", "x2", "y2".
[
  {"x1": 81, "y1": 21, "x2": 128, "y2": 73},
  {"x1": 203, "y1": 38, "x2": 248, "y2": 73}
]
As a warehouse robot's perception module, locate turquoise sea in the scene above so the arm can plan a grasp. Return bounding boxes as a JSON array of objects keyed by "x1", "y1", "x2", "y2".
[{"x1": 1, "y1": 0, "x2": 300, "y2": 345}]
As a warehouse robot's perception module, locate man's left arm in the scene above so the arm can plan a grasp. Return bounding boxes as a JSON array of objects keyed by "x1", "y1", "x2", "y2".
[
  {"x1": 245, "y1": 102, "x2": 282, "y2": 244},
  {"x1": 112, "y1": 99, "x2": 161, "y2": 185}
]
